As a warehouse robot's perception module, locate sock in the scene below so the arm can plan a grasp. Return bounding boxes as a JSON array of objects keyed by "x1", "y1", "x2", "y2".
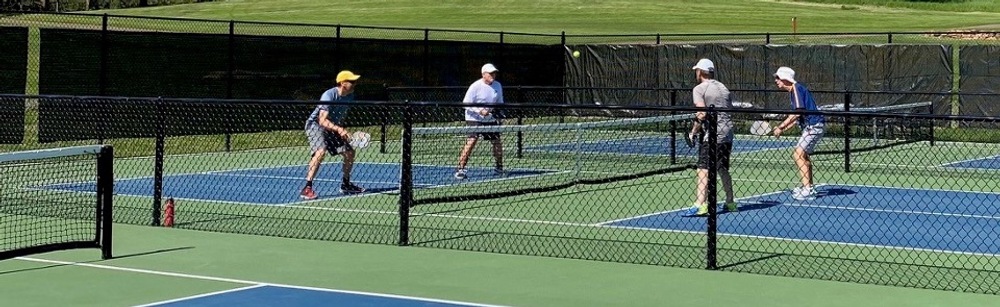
[
  {"x1": 342, "y1": 176, "x2": 350, "y2": 185},
  {"x1": 305, "y1": 180, "x2": 313, "y2": 188}
]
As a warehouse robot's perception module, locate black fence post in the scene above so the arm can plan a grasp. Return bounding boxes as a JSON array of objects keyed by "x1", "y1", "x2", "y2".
[
  {"x1": 705, "y1": 106, "x2": 718, "y2": 270},
  {"x1": 766, "y1": 33, "x2": 771, "y2": 44},
  {"x1": 560, "y1": 31, "x2": 567, "y2": 124},
  {"x1": 398, "y1": 101, "x2": 414, "y2": 246},
  {"x1": 844, "y1": 93, "x2": 852, "y2": 173},
  {"x1": 225, "y1": 20, "x2": 235, "y2": 152},
  {"x1": 423, "y1": 29, "x2": 430, "y2": 87},
  {"x1": 100, "y1": 14, "x2": 108, "y2": 97},
  {"x1": 152, "y1": 97, "x2": 164, "y2": 227},
  {"x1": 335, "y1": 25, "x2": 341, "y2": 70},
  {"x1": 499, "y1": 31, "x2": 505, "y2": 75},
  {"x1": 98, "y1": 14, "x2": 109, "y2": 144}
]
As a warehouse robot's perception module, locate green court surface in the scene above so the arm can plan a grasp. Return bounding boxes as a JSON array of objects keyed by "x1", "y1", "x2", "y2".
[
  {"x1": 2, "y1": 223, "x2": 999, "y2": 307},
  {"x1": 4, "y1": 114, "x2": 1000, "y2": 304}
]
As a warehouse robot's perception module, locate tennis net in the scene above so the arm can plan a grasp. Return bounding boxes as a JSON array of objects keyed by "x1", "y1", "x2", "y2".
[
  {"x1": 406, "y1": 110, "x2": 698, "y2": 205},
  {"x1": 0, "y1": 145, "x2": 114, "y2": 260},
  {"x1": 814, "y1": 101, "x2": 935, "y2": 156}
]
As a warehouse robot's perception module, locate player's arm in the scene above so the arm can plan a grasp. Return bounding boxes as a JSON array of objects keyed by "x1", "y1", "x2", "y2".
[
  {"x1": 775, "y1": 86, "x2": 804, "y2": 134},
  {"x1": 316, "y1": 98, "x2": 349, "y2": 138},
  {"x1": 691, "y1": 89, "x2": 706, "y2": 133},
  {"x1": 461, "y1": 84, "x2": 486, "y2": 116}
]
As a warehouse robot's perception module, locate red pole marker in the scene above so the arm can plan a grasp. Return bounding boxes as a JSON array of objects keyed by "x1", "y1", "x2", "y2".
[{"x1": 163, "y1": 197, "x2": 175, "y2": 227}]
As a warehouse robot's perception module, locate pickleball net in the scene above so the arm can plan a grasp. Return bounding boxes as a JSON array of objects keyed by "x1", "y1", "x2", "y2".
[
  {"x1": 406, "y1": 110, "x2": 699, "y2": 205},
  {"x1": 0, "y1": 145, "x2": 114, "y2": 261}
]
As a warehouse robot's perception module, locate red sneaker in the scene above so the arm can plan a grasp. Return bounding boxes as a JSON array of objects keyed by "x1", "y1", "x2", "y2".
[{"x1": 300, "y1": 186, "x2": 317, "y2": 200}]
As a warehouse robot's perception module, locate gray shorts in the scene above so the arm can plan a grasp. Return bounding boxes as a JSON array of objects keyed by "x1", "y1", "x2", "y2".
[
  {"x1": 306, "y1": 126, "x2": 352, "y2": 155},
  {"x1": 797, "y1": 124, "x2": 825, "y2": 154}
]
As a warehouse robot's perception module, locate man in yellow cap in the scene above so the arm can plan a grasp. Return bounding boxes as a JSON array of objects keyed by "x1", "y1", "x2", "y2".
[{"x1": 301, "y1": 70, "x2": 365, "y2": 199}]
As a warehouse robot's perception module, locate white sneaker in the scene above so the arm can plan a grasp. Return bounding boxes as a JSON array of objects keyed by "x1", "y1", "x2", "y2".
[
  {"x1": 454, "y1": 169, "x2": 468, "y2": 180},
  {"x1": 792, "y1": 186, "x2": 817, "y2": 201}
]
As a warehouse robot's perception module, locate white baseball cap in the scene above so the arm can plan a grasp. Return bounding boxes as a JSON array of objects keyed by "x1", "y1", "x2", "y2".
[
  {"x1": 481, "y1": 63, "x2": 499, "y2": 73},
  {"x1": 692, "y1": 58, "x2": 715, "y2": 72},
  {"x1": 774, "y1": 66, "x2": 796, "y2": 83}
]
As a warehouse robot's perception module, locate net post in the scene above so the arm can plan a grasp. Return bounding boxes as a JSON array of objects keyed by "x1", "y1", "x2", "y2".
[
  {"x1": 843, "y1": 93, "x2": 852, "y2": 173},
  {"x1": 670, "y1": 91, "x2": 678, "y2": 164},
  {"x1": 705, "y1": 106, "x2": 718, "y2": 270},
  {"x1": 152, "y1": 97, "x2": 164, "y2": 227},
  {"x1": 516, "y1": 111, "x2": 524, "y2": 159},
  {"x1": 380, "y1": 117, "x2": 388, "y2": 154},
  {"x1": 398, "y1": 101, "x2": 413, "y2": 246},
  {"x1": 573, "y1": 122, "x2": 584, "y2": 181},
  {"x1": 98, "y1": 144, "x2": 114, "y2": 260},
  {"x1": 928, "y1": 100, "x2": 935, "y2": 147}
]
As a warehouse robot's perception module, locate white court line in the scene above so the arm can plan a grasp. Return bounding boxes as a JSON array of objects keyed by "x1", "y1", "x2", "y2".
[
  {"x1": 133, "y1": 284, "x2": 267, "y2": 307},
  {"x1": 938, "y1": 154, "x2": 1000, "y2": 168},
  {"x1": 602, "y1": 224, "x2": 1000, "y2": 257},
  {"x1": 593, "y1": 190, "x2": 789, "y2": 226},
  {"x1": 15, "y1": 257, "x2": 506, "y2": 307},
  {"x1": 524, "y1": 135, "x2": 795, "y2": 157},
  {"x1": 783, "y1": 203, "x2": 1000, "y2": 221},
  {"x1": 826, "y1": 183, "x2": 1000, "y2": 196}
]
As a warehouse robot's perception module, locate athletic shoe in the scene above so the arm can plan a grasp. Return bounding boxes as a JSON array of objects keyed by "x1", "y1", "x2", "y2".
[
  {"x1": 684, "y1": 203, "x2": 709, "y2": 216},
  {"x1": 340, "y1": 182, "x2": 366, "y2": 194},
  {"x1": 792, "y1": 186, "x2": 817, "y2": 201},
  {"x1": 300, "y1": 186, "x2": 317, "y2": 200},
  {"x1": 454, "y1": 169, "x2": 468, "y2": 180},
  {"x1": 724, "y1": 201, "x2": 739, "y2": 212}
]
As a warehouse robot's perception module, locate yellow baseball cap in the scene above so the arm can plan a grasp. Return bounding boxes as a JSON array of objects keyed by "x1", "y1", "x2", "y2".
[{"x1": 336, "y1": 70, "x2": 361, "y2": 83}]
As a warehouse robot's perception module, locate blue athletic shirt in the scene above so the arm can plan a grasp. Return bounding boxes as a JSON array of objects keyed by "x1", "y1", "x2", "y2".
[
  {"x1": 789, "y1": 82, "x2": 824, "y2": 127},
  {"x1": 306, "y1": 87, "x2": 354, "y2": 130}
]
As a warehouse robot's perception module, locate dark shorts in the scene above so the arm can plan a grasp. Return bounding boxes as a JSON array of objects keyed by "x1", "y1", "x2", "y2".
[
  {"x1": 466, "y1": 121, "x2": 501, "y2": 141},
  {"x1": 306, "y1": 126, "x2": 353, "y2": 155},
  {"x1": 697, "y1": 142, "x2": 733, "y2": 170}
]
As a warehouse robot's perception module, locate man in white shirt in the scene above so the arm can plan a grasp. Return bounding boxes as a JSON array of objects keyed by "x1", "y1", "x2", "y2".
[{"x1": 455, "y1": 63, "x2": 505, "y2": 180}]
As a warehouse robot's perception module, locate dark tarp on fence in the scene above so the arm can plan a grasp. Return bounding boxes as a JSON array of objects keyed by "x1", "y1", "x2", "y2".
[
  {"x1": 959, "y1": 45, "x2": 1000, "y2": 117},
  {"x1": 0, "y1": 27, "x2": 27, "y2": 144},
  {"x1": 564, "y1": 44, "x2": 952, "y2": 111}
]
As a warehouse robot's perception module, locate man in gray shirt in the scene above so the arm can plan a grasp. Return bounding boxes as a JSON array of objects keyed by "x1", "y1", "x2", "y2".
[
  {"x1": 686, "y1": 59, "x2": 737, "y2": 216},
  {"x1": 300, "y1": 70, "x2": 366, "y2": 200}
]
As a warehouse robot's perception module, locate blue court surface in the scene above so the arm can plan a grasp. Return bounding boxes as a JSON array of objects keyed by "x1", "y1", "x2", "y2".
[
  {"x1": 941, "y1": 155, "x2": 1000, "y2": 170},
  {"x1": 143, "y1": 284, "x2": 496, "y2": 307},
  {"x1": 603, "y1": 184, "x2": 1000, "y2": 255},
  {"x1": 526, "y1": 136, "x2": 796, "y2": 156},
  {"x1": 41, "y1": 163, "x2": 553, "y2": 205}
]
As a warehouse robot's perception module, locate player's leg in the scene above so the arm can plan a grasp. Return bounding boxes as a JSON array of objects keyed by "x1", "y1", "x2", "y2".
[
  {"x1": 487, "y1": 132, "x2": 504, "y2": 175},
  {"x1": 718, "y1": 142, "x2": 737, "y2": 212},
  {"x1": 793, "y1": 125, "x2": 823, "y2": 200},
  {"x1": 794, "y1": 148, "x2": 812, "y2": 187},
  {"x1": 687, "y1": 142, "x2": 712, "y2": 216},
  {"x1": 302, "y1": 127, "x2": 328, "y2": 199},
  {"x1": 328, "y1": 133, "x2": 365, "y2": 194},
  {"x1": 456, "y1": 136, "x2": 478, "y2": 179}
]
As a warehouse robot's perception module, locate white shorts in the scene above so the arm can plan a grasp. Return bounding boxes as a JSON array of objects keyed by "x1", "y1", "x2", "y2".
[{"x1": 797, "y1": 124, "x2": 825, "y2": 154}]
